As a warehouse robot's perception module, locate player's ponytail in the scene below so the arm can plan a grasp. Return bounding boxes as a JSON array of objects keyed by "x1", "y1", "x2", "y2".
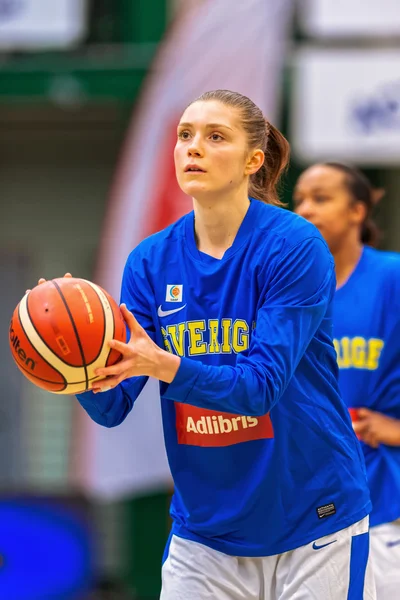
[
  {"x1": 191, "y1": 90, "x2": 290, "y2": 206},
  {"x1": 251, "y1": 120, "x2": 290, "y2": 206},
  {"x1": 323, "y1": 162, "x2": 383, "y2": 248},
  {"x1": 361, "y1": 215, "x2": 381, "y2": 247}
]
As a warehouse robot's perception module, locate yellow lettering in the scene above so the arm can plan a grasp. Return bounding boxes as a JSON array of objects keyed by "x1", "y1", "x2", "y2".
[
  {"x1": 232, "y1": 319, "x2": 249, "y2": 353},
  {"x1": 161, "y1": 327, "x2": 172, "y2": 353},
  {"x1": 367, "y1": 338, "x2": 384, "y2": 370},
  {"x1": 208, "y1": 319, "x2": 221, "y2": 354},
  {"x1": 351, "y1": 337, "x2": 367, "y2": 368},
  {"x1": 334, "y1": 336, "x2": 384, "y2": 370},
  {"x1": 167, "y1": 323, "x2": 186, "y2": 357},
  {"x1": 187, "y1": 320, "x2": 207, "y2": 355},
  {"x1": 221, "y1": 319, "x2": 232, "y2": 353},
  {"x1": 161, "y1": 317, "x2": 253, "y2": 357}
]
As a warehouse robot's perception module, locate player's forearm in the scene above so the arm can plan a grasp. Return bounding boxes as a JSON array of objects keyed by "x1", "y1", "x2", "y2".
[
  {"x1": 154, "y1": 349, "x2": 181, "y2": 383},
  {"x1": 76, "y1": 376, "x2": 146, "y2": 427},
  {"x1": 379, "y1": 417, "x2": 400, "y2": 446},
  {"x1": 163, "y1": 356, "x2": 276, "y2": 416}
]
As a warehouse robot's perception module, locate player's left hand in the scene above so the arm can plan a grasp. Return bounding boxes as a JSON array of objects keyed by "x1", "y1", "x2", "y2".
[
  {"x1": 92, "y1": 304, "x2": 180, "y2": 392},
  {"x1": 352, "y1": 408, "x2": 400, "y2": 448}
]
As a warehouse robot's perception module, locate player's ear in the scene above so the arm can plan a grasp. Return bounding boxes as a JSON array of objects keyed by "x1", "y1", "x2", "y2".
[
  {"x1": 352, "y1": 200, "x2": 367, "y2": 226},
  {"x1": 245, "y1": 149, "x2": 264, "y2": 176}
]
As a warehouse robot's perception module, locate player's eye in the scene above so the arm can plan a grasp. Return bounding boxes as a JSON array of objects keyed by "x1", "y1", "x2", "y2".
[
  {"x1": 178, "y1": 130, "x2": 191, "y2": 140},
  {"x1": 210, "y1": 133, "x2": 223, "y2": 141}
]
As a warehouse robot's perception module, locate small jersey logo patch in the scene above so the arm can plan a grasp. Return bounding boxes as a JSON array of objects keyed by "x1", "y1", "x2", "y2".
[
  {"x1": 175, "y1": 404, "x2": 274, "y2": 447},
  {"x1": 316, "y1": 503, "x2": 336, "y2": 519},
  {"x1": 312, "y1": 540, "x2": 337, "y2": 550},
  {"x1": 166, "y1": 284, "x2": 183, "y2": 303},
  {"x1": 157, "y1": 304, "x2": 186, "y2": 318}
]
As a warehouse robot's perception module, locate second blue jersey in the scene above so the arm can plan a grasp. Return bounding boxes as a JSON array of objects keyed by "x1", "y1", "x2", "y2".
[
  {"x1": 77, "y1": 199, "x2": 371, "y2": 556},
  {"x1": 333, "y1": 246, "x2": 400, "y2": 527}
]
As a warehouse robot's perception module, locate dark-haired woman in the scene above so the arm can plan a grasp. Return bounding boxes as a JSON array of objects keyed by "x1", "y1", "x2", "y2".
[
  {"x1": 295, "y1": 162, "x2": 400, "y2": 598},
  {"x1": 69, "y1": 95, "x2": 374, "y2": 598}
]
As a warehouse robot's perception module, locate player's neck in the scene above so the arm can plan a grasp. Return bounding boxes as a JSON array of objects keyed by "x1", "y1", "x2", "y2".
[
  {"x1": 192, "y1": 192, "x2": 250, "y2": 259},
  {"x1": 333, "y1": 239, "x2": 364, "y2": 290}
]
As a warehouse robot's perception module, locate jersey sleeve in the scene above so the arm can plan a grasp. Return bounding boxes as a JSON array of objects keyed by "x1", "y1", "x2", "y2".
[
  {"x1": 163, "y1": 237, "x2": 335, "y2": 416},
  {"x1": 369, "y1": 259, "x2": 400, "y2": 417},
  {"x1": 75, "y1": 249, "x2": 156, "y2": 427}
]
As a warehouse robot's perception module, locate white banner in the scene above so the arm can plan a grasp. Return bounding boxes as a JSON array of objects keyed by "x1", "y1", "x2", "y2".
[
  {"x1": 300, "y1": 0, "x2": 400, "y2": 37},
  {"x1": 291, "y1": 48, "x2": 400, "y2": 165},
  {"x1": 71, "y1": 0, "x2": 294, "y2": 500},
  {"x1": 0, "y1": 0, "x2": 87, "y2": 49}
]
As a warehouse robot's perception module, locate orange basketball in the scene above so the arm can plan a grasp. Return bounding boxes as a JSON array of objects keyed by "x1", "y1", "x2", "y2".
[{"x1": 9, "y1": 277, "x2": 126, "y2": 395}]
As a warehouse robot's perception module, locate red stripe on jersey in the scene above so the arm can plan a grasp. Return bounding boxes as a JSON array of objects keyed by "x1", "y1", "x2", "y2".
[{"x1": 175, "y1": 403, "x2": 274, "y2": 447}]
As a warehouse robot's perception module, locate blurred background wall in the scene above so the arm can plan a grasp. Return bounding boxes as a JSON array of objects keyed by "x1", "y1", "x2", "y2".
[
  {"x1": 1, "y1": 2, "x2": 171, "y2": 598},
  {"x1": 1, "y1": 1, "x2": 400, "y2": 599}
]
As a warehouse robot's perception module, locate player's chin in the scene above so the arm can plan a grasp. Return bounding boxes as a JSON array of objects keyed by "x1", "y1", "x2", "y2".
[
  {"x1": 316, "y1": 228, "x2": 336, "y2": 249},
  {"x1": 179, "y1": 180, "x2": 210, "y2": 196}
]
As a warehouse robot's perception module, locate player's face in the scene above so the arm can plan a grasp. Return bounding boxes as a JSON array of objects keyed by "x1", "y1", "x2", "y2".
[
  {"x1": 293, "y1": 165, "x2": 365, "y2": 253},
  {"x1": 174, "y1": 100, "x2": 252, "y2": 199}
]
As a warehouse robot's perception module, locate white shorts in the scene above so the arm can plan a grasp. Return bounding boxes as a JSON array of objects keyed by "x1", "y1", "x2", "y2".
[
  {"x1": 161, "y1": 516, "x2": 376, "y2": 600},
  {"x1": 370, "y1": 519, "x2": 400, "y2": 599}
]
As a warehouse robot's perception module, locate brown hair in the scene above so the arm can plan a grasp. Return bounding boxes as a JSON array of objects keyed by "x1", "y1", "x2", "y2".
[
  {"x1": 323, "y1": 162, "x2": 383, "y2": 247},
  {"x1": 188, "y1": 90, "x2": 290, "y2": 206}
]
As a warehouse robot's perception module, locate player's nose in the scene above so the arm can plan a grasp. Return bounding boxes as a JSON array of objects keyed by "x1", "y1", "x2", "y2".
[{"x1": 187, "y1": 134, "x2": 204, "y2": 157}]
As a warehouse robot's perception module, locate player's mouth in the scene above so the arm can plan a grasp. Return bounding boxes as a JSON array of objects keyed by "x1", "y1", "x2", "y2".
[{"x1": 184, "y1": 164, "x2": 206, "y2": 173}]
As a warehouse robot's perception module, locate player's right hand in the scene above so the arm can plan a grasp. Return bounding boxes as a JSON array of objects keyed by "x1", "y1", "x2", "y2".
[{"x1": 25, "y1": 273, "x2": 73, "y2": 295}]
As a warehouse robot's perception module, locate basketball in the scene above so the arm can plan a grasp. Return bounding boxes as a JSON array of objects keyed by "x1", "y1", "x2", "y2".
[{"x1": 9, "y1": 277, "x2": 127, "y2": 395}]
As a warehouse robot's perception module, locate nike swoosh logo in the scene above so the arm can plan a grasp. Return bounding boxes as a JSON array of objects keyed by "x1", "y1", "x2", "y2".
[
  {"x1": 312, "y1": 540, "x2": 337, "y2": 550},
  {"x1": 157, "y1": 304, "x2": 187, "y2": 318},
  {"x1": 387, "y1": 539, "x2": 400, "y2": 548}
]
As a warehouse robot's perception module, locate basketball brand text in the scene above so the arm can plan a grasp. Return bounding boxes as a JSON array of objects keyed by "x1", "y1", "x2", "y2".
[{"x1": 9, "y1": 325, "x2": 36, "y2": 370}]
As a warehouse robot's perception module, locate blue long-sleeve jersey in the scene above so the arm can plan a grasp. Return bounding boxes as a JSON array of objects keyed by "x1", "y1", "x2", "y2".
[
  {"x1": 333, "y1": 246, "x2": 400, "y2": 528},
  {"x1": 77, "y1": 199, "x2": 371, "y2": 556}
]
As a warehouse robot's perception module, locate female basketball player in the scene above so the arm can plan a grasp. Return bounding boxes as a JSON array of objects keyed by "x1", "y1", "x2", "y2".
[
  {"x1": 41, "y1": 92, "x2": 375, "y2": 599},
  {"x1": 294, "y1": 162, "x2": 400, "y2": 599}
]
